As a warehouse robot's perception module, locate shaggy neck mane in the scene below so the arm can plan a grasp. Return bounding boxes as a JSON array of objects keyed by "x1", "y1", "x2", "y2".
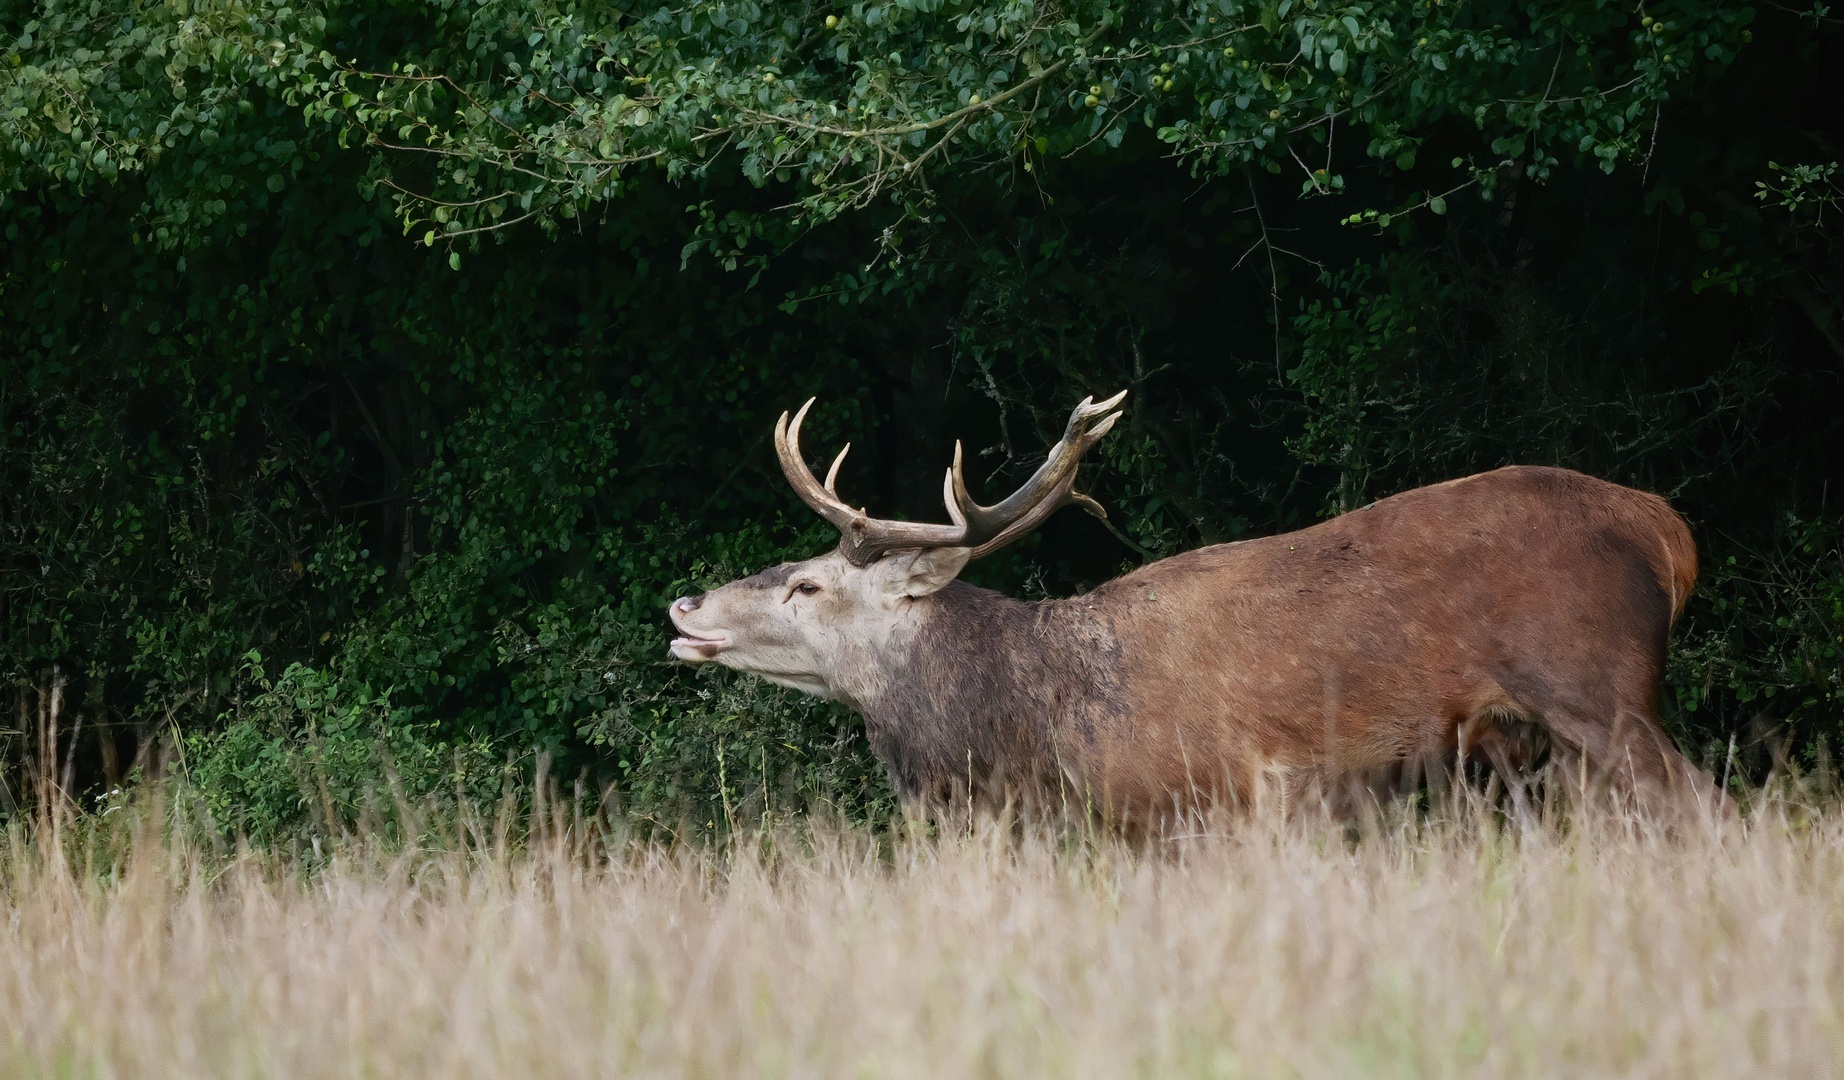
[{"x1": 858, "y1": 581, "x2": 1124, "y2": 806}]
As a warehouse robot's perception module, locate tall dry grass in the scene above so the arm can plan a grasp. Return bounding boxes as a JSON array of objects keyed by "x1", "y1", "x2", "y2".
[{"x1": 0, "y1": 795, "x2": 1839, "y2": 1078}]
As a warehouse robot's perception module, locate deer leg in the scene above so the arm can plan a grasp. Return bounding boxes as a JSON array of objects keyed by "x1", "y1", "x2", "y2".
[
  {"x1": 1521, "y1": 697, "x2": 1726, "y2": 819},
  {"x1": 1474, "y1": 728, "x2": 1538, "y2": 824},
  {"x1": 1620, "y1": 716, "x2": 1735, "y2": 821}
]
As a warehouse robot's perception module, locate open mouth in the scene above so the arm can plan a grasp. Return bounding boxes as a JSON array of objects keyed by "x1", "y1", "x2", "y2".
[{"x1": 668, "y1": 632, "x2": 729, "y2": 660}]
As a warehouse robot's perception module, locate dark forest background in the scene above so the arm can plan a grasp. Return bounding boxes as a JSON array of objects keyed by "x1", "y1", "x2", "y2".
[{"x1": 1, "y1": 0, "x2": 1840, "y2": 838}]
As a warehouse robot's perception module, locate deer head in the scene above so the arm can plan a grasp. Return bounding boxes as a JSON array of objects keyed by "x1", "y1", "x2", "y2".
[{"x1": 667, "y1": 391, "x2": 1126, "y2": 703}]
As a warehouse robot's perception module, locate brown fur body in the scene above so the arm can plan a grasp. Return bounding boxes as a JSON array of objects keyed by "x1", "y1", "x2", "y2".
[{"x1": 857, "y1": 466, "x2": 1712, "y2": 816}]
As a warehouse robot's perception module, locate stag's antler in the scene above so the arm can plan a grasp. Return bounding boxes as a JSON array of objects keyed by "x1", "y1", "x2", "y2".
[{"x1": 775, "y1": 391, "x2": 1126, "y2": 566}]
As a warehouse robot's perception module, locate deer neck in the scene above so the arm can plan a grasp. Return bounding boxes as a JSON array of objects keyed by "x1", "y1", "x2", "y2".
[{"x1": 852, "y1": 582, "x2": 1123, "y2": 803}]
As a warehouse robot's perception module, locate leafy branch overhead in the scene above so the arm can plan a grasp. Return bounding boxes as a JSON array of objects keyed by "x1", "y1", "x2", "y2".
[{"x1": 3, "y1": 0, "x2": 1754, "y2": 251}]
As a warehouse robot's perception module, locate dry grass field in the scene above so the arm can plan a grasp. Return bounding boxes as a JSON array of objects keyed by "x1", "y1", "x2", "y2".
[{"x1": 0, "y1": 796, "x2": 1840, "y2": 1079}]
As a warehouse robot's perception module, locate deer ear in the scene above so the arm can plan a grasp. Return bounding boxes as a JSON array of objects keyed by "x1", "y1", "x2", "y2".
[{"x1": 880, "y1": 547, "x2": 972, "y2": 599}]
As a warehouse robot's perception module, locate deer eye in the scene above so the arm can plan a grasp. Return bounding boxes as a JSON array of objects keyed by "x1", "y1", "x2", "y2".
[{"x1": 793, "y1": 582, "x2": 821, "y2": 597}]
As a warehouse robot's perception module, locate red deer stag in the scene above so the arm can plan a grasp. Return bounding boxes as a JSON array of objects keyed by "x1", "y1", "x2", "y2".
[{"x1": 668, "y1": 391, "x2": 1724, "y2": 820}]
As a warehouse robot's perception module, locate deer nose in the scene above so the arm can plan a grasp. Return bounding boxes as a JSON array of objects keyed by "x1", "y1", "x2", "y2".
[{"x1": 673, "y1": 595, "x2": 702, "y2": 613}]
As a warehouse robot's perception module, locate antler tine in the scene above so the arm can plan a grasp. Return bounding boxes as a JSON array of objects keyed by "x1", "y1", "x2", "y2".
[
  {"x1": 949, "y1": 390, "x2": 1128, "y2": 561},
  {"x1": 942, "y1": 448, "x2": 969, "y2": 529},
  {"x1": 824, "y1": 443, "x2": 852, "y2": 496},
  {"x1": 775, "y1": 398, "x2": 862, "y2": 532},
  {"x1": 1073, "y1": 388, "x2": 1129, "y2": 422}
]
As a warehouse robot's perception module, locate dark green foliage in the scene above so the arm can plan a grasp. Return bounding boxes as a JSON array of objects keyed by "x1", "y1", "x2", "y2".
[{"x1": 1, "y1": 0, "x2": 1840, "y2": 837}]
